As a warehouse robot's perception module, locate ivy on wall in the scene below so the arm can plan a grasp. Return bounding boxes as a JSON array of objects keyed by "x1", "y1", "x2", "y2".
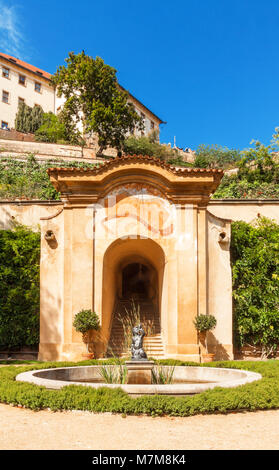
[
  {"x1": 231, "y1": 217, "x2": 279, "y2": 358},
  {"x1": 0, "y1": 224, "x2": 40, "y2": 350}
]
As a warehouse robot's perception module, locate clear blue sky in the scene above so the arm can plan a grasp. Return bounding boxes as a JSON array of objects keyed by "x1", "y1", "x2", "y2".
[{"x1": 1, "y1": 0, "x2": 279, "y2": 150}]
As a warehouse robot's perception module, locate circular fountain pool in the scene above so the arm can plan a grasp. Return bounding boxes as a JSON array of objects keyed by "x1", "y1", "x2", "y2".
[{"x1": 16, "y1": 365, "x2": 261, "y2": 396}]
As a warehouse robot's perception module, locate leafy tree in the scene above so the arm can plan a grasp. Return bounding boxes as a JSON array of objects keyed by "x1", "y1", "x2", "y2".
[
  {"x1": 52, "y1": 51, "x2": 143, "y2": 155},
  {"x1": 237, "y1": 140, "x2": 279, "y2": 182},
  {"x1": 193, "y1": 144, "x2": 241, "y2": 169},
  {"x1": 213, "y1": 137, "x2": 279, "y2": 199},
  {"x1": 35, "y1": 112, "x2": 67, "y2": 144},
  {"x1": 272, "y1": 127, "x2": 279, "y2": 146},
  {"x1": 123, "y1": 134, "x2": 179, "y2": 161},
  {"x1": 231, "y1": 217, "x2": 279, "y2": 358}
]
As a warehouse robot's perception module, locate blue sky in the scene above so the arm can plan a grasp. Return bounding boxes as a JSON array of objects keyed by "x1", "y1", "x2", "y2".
[{"x1": 1, "y1": 0, "x2": 279, "y2": 150}]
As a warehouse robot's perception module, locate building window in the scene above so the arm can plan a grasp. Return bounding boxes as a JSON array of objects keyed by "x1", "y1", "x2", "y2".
[
  {"x1": 151, "y1": 121, "x2": 154, "y2": 130},
  {"x1": 2, "y1": 90, "x2": 9, "y2": 104},
  {"x1": 1, "y1": 121, "x2": 9, "y2": 130},
  {"x1": 18, "y1": 97, "x2": 25, "y2": 105},
  {"x1": 18, "y1": 74, "x2": 26, "y2": 86},
  {"x1": 34, "y1": 82, "x2": 41, "y2": 93},
  {"x1": 140, "y1": 113, "x2": 146, "y2": 135},
  {"x1": 2, "y1": 67, "x2": 10, "y2": 79}
]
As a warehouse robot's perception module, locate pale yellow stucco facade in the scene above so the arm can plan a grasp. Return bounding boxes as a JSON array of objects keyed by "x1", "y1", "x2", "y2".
[
  {"x1": 31, "y1": 155, "x2": 234, "y2": 362},
  {"x1": 2, "y1": 181, "x2": 279, "y2": 362}
]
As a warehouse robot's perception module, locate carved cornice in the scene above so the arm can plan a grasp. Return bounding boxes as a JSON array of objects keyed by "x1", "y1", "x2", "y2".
[{"x1": 47, "y1": 155, "x2": 224, "y2": 206}]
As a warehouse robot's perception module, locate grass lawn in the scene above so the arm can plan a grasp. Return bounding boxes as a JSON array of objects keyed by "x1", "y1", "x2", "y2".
[{"x1": 0, "y1": 359, "x2": 278, "y2": 417}]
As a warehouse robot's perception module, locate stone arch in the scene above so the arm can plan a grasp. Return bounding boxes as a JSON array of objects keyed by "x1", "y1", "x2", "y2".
[{"x1": 101, "y1": 237, "x2": 166, "y2": 349}]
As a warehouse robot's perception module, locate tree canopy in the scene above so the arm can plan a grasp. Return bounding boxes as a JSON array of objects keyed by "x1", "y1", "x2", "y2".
[
  {"x1": 123, "y1": 131, "x2": 180, "y2": 161},
  {"x1": 52, "y1": 51, "x2": 143, "y2": 155},
  {"x1": 213, "y1": 137, "x2": 279, "y2": 199},
  {"x1": 193, "y1": 144, "x2": 241, "y2": 169}
]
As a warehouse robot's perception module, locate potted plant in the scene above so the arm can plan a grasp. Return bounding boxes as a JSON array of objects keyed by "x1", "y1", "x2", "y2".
[
  {"x1": 73, "y1": 309, "x2": 100, "y2": 359},
  {"x1": 193, "y1": 314, "x2": 217, "y2": 362}
]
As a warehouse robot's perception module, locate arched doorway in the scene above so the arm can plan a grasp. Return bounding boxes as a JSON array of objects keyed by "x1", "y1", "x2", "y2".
[{"x1": 101, "y1": 238, "x2": 166, "y2": 357}]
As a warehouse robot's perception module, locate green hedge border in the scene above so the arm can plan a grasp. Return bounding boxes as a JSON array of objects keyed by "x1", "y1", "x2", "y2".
[{"x1": 0, "y1": 359, "x2": 279, "y2": 416}]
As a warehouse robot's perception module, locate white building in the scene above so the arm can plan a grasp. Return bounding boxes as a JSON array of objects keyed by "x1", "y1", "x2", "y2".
[{"x1": 0, "y1": 53, "x2": 163, "y2": 136}]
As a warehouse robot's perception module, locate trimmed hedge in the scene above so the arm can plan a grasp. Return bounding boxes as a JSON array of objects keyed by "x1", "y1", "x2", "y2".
[{"x1": 1, "y1": 359, "x2": 279, "y2": 416}]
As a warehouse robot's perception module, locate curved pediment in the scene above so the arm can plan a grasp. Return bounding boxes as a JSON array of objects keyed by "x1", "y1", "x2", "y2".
[{"x1": 47, "y1": 154, "x2": 223, "y2": 206}]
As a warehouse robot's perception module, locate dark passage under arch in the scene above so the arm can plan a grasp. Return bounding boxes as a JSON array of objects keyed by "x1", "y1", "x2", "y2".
[{"x1": 122, "y1": 263, "x2": 150, "y2": 299}]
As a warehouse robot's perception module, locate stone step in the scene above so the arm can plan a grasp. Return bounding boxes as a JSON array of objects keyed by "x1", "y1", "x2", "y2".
[
  {"x1": 144, "y1": 336, "x2": 163, "y2": 341},
  {"x1": 109, "y1": 341, "x2": 165, "y2": 355},
  {"x1": 144, "y1": 337, "x2": 163, "y2": 341},
  {"x1": 107, "y1": 298, "x2": 163, "y2": 358}
]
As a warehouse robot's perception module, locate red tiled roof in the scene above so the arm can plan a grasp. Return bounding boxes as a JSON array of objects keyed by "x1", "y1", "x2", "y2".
[
  {"x1": 0, "y1": 53, "x2": 51, "y2": 80},
  {"x1": 0, "y1": 54, "x2": 164, "y2": 122}
]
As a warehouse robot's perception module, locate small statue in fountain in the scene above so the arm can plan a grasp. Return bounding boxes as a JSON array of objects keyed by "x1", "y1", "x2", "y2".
[{"x1": 131, "y1": 324, "x2": 148, "y2": 361}]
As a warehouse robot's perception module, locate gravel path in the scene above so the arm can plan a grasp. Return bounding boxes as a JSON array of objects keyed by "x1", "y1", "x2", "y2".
[{"x1": 0, "y1": 404, "x2": 279, "y2": 450}]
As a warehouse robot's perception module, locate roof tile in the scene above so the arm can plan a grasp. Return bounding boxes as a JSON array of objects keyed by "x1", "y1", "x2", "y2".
[
  {"x1": 0, "y1": 53, "x2": 51, "y2": 80},
  {"x1": 47, "y1": 154, "x2": 224, "y2": 176}
]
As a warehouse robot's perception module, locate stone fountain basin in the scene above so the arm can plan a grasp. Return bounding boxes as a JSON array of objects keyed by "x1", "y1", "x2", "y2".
[{"x1": 16, "y1": 365, "x2": 261, "y2": 396}]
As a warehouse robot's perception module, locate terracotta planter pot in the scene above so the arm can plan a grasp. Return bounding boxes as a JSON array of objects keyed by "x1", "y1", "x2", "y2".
[
  {"x1": 202, "y1": 353, "x2": 215, "y2": 363},
  {"x1": 81, "y1": 352, "x2": 94, "y2": 360},
  {"x1": 199, "y1": 331, "x2": 206, "y2": 345}
]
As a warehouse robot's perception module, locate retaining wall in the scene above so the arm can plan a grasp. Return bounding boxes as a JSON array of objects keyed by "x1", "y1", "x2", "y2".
[{"x1": 0, "y1": 138, "x2": 100, "y2": 163}]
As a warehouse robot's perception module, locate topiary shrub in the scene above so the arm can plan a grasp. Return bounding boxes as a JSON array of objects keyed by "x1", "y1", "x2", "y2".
[
  {"x1": 73, "y1": 309, "x2": 100, "y2": 354},
  {"x1": 193, "y1": 314, "x2": 217, "y2": 355},
  {"x1": 193, "y1": 314, "x2": 217, "y2": 332},
  {"x1": 73, "y1": 309, "x2": 100, "y2": 334}
]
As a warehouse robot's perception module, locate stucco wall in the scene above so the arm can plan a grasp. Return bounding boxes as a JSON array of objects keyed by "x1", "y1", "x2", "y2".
[
  {"x1": 0, "y1": 201, "x2": 62, "y2": 230},
  {"x1": 39, "y1": 209, "x2": 64, "y2": 361},
  {"x1": 2, "y1": 200, "x2": 278, "y2": 231},
  {"x1": 209, "y1": 200, "x2": 279, "y2": 223},
  {"x1": 0, "y1": 57, "x2": 55, "y2": 129},
  {"x1": 1, "y1": 198, "x2": 278, "y2": 362},
  {"x1": 207, "y1": 211, "x2": 232, "y2": 359}
]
